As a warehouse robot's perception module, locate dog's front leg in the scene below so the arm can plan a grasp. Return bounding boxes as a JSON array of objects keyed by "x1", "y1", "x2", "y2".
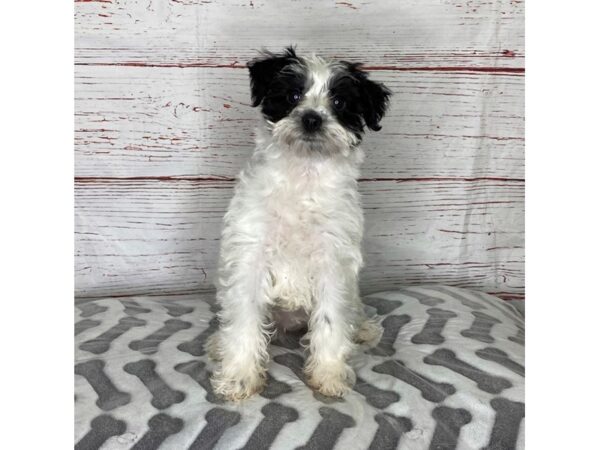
[
  {"x1": 305, "y1": 263, "x2": 358, "y2": 397},
  {"x1": 210, "y1": 247, "x2": 272, "y2": 401}
]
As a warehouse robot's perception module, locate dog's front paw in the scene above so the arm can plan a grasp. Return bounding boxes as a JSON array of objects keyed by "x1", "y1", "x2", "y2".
[
  {"x1": 305, "y1": 362, "x2": 355, "y2": 398},
  {"x1": 210, "y1": 370, "x2": 266, "y2": 401}
]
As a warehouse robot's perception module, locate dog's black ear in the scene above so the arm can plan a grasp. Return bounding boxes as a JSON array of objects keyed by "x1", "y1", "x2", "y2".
[
  {"x1": 248, "y1": 47, "x2": 298, "y2": 107},
  {"x1": 360, "y1": 77, "x2": 391, "y2": 131},
  {"x1": 346, "y1": 63, "x2": 391, "y2": 131}
]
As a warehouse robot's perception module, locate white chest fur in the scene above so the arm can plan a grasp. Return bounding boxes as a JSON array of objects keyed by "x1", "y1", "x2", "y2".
[{"x1": 219, "y1": 143, "x2": 365, "y2": 313}]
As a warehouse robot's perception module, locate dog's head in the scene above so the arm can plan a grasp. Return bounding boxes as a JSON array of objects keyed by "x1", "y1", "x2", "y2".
[{"x1": 248, "y1": 47, "x2": 391, "y2": 156}]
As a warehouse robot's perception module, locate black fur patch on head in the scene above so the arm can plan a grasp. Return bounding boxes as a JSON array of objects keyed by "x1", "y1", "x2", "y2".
[
  {"x1": 247, "y1": 47, "x2": 306, "y2": 122},
  {"x1": 329, "y1": 62, "x2": 391, "y2": 137}
]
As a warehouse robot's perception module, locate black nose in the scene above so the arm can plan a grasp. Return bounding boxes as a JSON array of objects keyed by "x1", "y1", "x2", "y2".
[{"x1": 302, "y1": 111, "x2": 323, "y2": 133}]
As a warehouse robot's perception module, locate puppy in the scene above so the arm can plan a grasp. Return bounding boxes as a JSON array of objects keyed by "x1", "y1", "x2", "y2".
[{"x1": 209, "y1": 47, "x2": 391, "y2": 400}]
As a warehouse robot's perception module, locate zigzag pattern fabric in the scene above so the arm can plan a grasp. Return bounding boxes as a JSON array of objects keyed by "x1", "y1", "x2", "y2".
[{"x1": 75, "y1": 286, "x2": 524, "y2": 449}]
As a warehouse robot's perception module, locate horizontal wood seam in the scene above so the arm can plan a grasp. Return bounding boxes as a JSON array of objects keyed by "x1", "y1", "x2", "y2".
[
  {"x1": 74, "y1": 62, "x2": 524, "y2": 75},
  {"x1": 74, "y1": 289, "x2": 524, "y2": 302},
  {"x1": 75, "y1": 176, "x2": 525, "y2": 183}
]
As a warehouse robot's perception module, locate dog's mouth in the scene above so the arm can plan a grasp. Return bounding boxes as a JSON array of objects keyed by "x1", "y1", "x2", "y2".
[
  {"x1": 272, "y1": 120, "x2": 349, "y2": 155},
  {"x1": 299, "y1": 130, "x2": 326, "y2": 144},
  {"x1": 301, "y1": 134, "x2": 320, "y2": 143},
  {"x1": 300, "y1": 136, "x2": 329, "y2": 153}
]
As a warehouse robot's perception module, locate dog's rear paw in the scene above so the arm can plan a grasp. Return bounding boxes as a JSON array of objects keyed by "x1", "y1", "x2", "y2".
[
  {"x1": 354, "y1": 318, "x2": 383, "y2": 348},
  {"x1": 206, "y1": 333, "x2": 222, "y2": 361}
]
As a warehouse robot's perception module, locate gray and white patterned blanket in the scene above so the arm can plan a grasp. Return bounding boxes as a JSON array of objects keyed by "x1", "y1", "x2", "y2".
[{"x1": 75, "y1": 285, "x2": 525, "y2": 449}]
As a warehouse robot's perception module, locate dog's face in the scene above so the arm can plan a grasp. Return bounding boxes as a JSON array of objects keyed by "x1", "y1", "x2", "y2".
[{"x1": 248, "y1": 47, "x2": 391, "y2": 156}]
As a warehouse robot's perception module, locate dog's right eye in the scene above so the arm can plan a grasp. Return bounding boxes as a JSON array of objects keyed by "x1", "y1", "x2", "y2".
[{"x1": 287, "y1": 91, "x2": 302, "y2": 104}]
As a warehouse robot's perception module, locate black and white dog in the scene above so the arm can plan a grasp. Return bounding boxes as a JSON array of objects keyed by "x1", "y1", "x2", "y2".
[{"x1": 209, "y1": 47, "x2": 391, "y2": 400}]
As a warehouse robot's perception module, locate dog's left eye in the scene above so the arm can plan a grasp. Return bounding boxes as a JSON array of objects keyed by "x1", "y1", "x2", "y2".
[{"x1": 332, "y1": 96, "x2": 346, "y2": 111}]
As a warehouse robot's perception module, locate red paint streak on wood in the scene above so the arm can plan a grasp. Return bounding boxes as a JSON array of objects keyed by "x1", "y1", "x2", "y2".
[
  {"x1": 75, "y1": 176, "x2": 524, "y2": 184},
  {"x1": 439, "y1": 229, "x2": 486, "y2": 235},
  {"x1": 336, "y1": 1, "x2": 358, "y2": 10},
  {"x1": 378, "y1": 53, "x2": 523, "y2": 60},
  {"x1": 363, "y1": 66, "x2": 525, "y2": 75},
  {"x1": 223, "y1": 103, "x2": 232, "y2": 109},
  {"x1": 502, "y1": 49, "x2": 516, "y2": 57},
  {"x1": 386, "y1": 132, "x2": 523, "y2": 142},
  {"x1": 438, "y1": 230, "x2": 468, "y2": 235},
  {"x1": 76, "y1": 62, "x2": 247, "y2": 69},
  {"x1": 358, "y1": 177, "x2": 524, "y2": 183},
  {"x1": 75, "y1": 176, "x2": 237, "y2": 183},
  {"x1": 78, "y1": 128, "x2": 115, "y2": 132},
  {"x1": 417, "y1": 262, "x2": 498, "y2": 267},
  {"x1": 75, "y1": 61, "x2": 524, "y2": 75}
]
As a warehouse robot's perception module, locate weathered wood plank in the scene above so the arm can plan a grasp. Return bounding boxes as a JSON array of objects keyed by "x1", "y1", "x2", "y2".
[
  {"x1": 75, "y1": 0, "x2": 524, "y2": 70},
  {"x1": 75, "y1": 66, "x2": 524, "y2": 179},
  {"x1": 75, "y1": 178, "x2": 524, "y2": 298},
  {"x1": 74, "y1": 0, "x2": 525, "y2": 300}
]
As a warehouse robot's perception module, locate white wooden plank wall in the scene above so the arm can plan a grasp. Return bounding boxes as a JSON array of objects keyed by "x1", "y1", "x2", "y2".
[{"x1": 75, "y1": 0, "x2": 525, "y2": 300}]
